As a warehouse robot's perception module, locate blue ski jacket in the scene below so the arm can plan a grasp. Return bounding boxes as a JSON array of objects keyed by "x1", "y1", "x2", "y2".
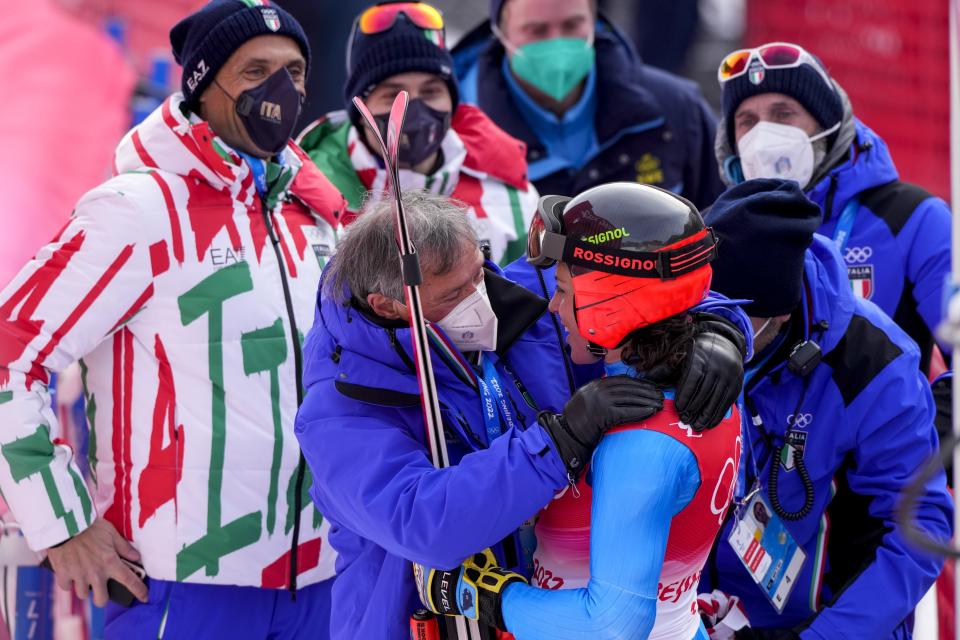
[
  {"x1": 700, "y1": 235, "x2": 953, "y2": 638},
  {"x1": 451, "y1": 20, "x2": 723, "y2": 210},
  {"x1": 295, "y1": 262, "x2": 573, "y2": 639},
  {"x1": 721, "y1": 119, "x2": 952, "y2": 370}
]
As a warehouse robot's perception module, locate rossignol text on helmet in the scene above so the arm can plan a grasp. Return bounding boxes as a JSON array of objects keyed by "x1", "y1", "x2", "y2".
[{"x1": 527, "y1": 182, "x2": 717, "y2": 349}]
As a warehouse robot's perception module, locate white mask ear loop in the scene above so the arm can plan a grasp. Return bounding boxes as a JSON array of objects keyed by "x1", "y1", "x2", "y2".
[
  {"x1": 808, "y1": 120, "x2": 841, "y2": 143},
  {"x1": 753, "y1": 317, "x2": 775, "y2": 340}
]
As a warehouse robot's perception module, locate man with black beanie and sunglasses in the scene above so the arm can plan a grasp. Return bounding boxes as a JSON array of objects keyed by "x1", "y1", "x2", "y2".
[{"x1": 700, "y1": 179, "x2": 951, "y2": 639}]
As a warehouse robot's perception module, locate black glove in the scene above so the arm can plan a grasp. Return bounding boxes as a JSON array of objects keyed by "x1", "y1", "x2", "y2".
[
  {"x1": 414, "y1": 549, "x2": 526, "y2": 630},
  {"x1": 676, "y1": 313, "x2": 746, "y2": 432},
  {"x1": 539, "y1": 376, "x2": 663, "y2": 479},
  {"x1": 734, "y1": 627, "x2": 801, "y2": 639}
]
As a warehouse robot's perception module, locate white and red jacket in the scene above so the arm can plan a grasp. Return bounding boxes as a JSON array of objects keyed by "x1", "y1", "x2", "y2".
[{"x1": 0, "y1": 93, "x2": 344, "y2": 589}]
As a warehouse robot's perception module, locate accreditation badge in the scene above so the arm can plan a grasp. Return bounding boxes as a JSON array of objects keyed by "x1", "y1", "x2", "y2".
[{"x1": 727, "y1": 486, "x2": 806, "y2": 613}]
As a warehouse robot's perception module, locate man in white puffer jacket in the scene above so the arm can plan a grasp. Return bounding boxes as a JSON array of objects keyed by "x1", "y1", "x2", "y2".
[{"x1": 0, "y1": 1, "x2": 345, "y2": 637}]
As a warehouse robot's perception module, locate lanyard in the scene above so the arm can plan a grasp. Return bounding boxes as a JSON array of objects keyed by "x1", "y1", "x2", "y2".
[
  {"x1": 477, "y1": 354, "x2": 518, "y2": 443},
  {"x1": 831, "y1": 197, "x2": 859, "y2": 254}
]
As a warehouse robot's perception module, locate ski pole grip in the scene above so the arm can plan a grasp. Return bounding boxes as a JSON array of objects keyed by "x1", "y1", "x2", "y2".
[{"x1": 402, "y1": 253, "x2": 423, "y2": 286}]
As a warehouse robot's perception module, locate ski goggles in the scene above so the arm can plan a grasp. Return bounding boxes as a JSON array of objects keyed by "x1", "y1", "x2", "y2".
[
  {"x1": 526, "y1": 195, "x2": 717, "y2": 278},
  {"x1": 357, "y1": 2, "x2": 444, "y2": 35},
  {"x1": 718, "y1": 42, "x2": 832, "y2": 88},
  {"x1": 346, "y1": 2, "x2": 446, "y2": 73}
]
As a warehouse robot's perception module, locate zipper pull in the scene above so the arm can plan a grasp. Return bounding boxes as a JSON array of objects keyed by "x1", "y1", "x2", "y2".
[
  {"x1": 567, "y1": 472, "x2": 581, "y2": 499},
  {"x1": 262, "y1": 202, "x2": 280, "y2": 245}
]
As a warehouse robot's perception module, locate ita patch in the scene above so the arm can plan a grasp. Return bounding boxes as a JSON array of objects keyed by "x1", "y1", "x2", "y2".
[
  {"x1": 779, "y1": 430, "x2": 807, "y2": 471},
  {"x1": 847, "y1": 265, "x2": 874, "y2": 300},
  {"x1": 748, "y1": 59, "x2": 765, "y2": 85},
  {"x1": 262, "y1": 8, "x2": 281, "y2": 31}
]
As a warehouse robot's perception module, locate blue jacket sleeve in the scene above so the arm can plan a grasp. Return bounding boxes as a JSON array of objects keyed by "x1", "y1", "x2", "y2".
[
  {"x1": 296, "y1": 401, "x2": 570, "y2": 570},
  {"x1": 895, "y1": 195, "x2": 952, "y2": 352},
  {"x1": 500, "y1": 429, "x2": 699, "y2": 640},
  {"x1": 802, "y1": 352, "x2": 953, "y2": 639}
]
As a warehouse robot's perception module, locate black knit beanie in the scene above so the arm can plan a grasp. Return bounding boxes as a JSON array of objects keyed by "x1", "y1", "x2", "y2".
[
  {"x1": 171, "y1": 0, "x2": 310, "y2": 110},
  {"x1": 705, "y1": 179, "x2": 822, "y2": 317},
  {"x1": 344, "y1": 6, "x2": 459, "y2": 117},
  {"x1": 720, "y1": 46, "x2": 842, "y2": 150}
]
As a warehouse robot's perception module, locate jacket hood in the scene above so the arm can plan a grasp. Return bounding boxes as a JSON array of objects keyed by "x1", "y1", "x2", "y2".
[
  {"x1": 114, "y1": 93, "x2": 345, "y2": 227},
  {"x1": 796, "y1": 234, "x2": 857, "y2": 356},
  {"x1": 804, "y1": 120, "x2": 899, "y2": 219},
  {"x1": 715, "y1": 79, "x2": 858, "y2": 190}
]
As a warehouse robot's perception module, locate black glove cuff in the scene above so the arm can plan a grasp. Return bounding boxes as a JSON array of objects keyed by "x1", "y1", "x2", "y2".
[
  {"x1": 480, "y1": 569, "x2": 526, "y2": 630},
  {"x1": 694, "y1": 312, "x2": 748, "y2": 359},
  {"x1": 537, "y1": 411, "x2": 587, "y2": 478}
]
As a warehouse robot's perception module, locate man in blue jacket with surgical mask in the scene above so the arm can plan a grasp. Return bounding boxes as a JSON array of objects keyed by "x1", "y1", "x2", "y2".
[
  {"x1": 715, "y1": 42, "x2": 952, "y2": 375},
  {"x1": 452, "y1": 0, "x2": 723, "y2": 209}
]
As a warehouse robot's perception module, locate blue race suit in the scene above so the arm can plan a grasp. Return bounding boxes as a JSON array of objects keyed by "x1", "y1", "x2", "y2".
[{"x1": 501, "y1": 389, "x2": 740, "y2": 640}]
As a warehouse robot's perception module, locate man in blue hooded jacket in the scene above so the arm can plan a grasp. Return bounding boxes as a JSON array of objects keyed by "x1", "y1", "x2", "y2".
[
  {"x1": 700, "y1": 179, "x2": 952, "y2": 639},
  {"x1": 295, "y1": 190, "x2": 748, "y2": 638},
  {"x1": 451, "y1": 0, "x2": 723, "y2": 209},
  {"x1": 715, "y1": 42, "x2": 952, "y2": 375}
]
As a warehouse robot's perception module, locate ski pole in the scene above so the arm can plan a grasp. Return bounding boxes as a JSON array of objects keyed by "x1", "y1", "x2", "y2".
[{"x1": 352, "y1": 92, "x2": 486, "y2": 640}]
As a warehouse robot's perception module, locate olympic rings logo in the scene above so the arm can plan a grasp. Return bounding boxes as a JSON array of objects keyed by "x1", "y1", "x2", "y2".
[
  {"x1": 844, "y1": 246, "x2": 873, "y2": 263},
  {"x1": 787, "y1": 413, "x2": 813, "y2": 428}
]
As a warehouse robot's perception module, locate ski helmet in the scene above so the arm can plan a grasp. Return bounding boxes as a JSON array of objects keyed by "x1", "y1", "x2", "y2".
[{"x1": 527, "y1": 182, "x2": 716, "y2": 349}]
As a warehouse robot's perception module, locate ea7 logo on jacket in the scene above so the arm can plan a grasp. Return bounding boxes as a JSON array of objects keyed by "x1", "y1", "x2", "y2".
[{"x1": 186, "y1": 60, "x2": 210, "y2": 92}]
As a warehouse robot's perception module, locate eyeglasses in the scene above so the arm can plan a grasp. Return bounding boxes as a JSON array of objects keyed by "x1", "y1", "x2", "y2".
[
  {"x1": 718, "y1": 42, "x2": 833, "y2": 88},
  {"x1": 346, "y1": 2, "x2": 446, "y2": 77}
]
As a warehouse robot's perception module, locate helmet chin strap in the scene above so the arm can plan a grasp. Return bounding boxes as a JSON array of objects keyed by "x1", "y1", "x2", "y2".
[{"x1": 586, "y1": 341, "x2": 607, "y2": 358}]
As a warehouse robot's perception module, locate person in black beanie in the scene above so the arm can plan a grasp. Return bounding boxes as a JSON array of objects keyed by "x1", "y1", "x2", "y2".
[
  {"x1": 708, "y1": 179, "x2": 821, "y2": 354},
  {"x1": 169, "y1": 0, "x2": 311, "y2": 158},
  {"x1": 297, "y1": 0, "x2": 543, "y2": 265},
  {"x1": 714, "y1": 42, "x2": 951, "y2": 377},
  {"x1": 699, "y1": 179, "x2": 952, "y2": 640}
]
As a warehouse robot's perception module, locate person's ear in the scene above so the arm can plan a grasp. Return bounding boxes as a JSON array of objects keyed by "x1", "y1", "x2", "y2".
[{"x1": 367, "y1": 293, "x2": 409, "y2": 321}]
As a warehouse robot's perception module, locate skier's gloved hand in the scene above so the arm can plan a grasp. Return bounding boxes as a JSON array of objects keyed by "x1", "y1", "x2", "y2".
[
  {"x1": 414, "y1": 549, "x2": 525, "y2": 631},
  {"x1": 539, "y1": 376, "x2": 663, "y2": 480},
  {"x1": 676, "y1": 313, "x2": 746, "y2": 432},
  {"x1": 734, "y1": 627, "x2": 801, "y2": 639}
]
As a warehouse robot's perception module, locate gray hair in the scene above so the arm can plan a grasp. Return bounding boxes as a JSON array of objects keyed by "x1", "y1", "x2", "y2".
[{"x1": 323, "y1": 190, "x2": 479, "y2": 305}]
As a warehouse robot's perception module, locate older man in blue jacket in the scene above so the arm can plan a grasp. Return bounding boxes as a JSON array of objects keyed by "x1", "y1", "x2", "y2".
[
  {"x1": 701, "y1": 179, "x2": 953, "y2": 639},
  {"x1": 295, "y1": 190, "x2": 748, "y2": 638},
  {"x1": 451, "y1": 0, "x2": 722, "y2": 209}
]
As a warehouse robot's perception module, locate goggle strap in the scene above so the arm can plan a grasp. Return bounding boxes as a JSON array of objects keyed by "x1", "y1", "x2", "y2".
[{"x1": 563, "y1": 229, "x2": 716, "y2": 279}]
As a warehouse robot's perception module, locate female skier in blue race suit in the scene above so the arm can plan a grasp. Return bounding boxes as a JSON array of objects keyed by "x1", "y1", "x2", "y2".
[{"x1": 418, "y1": 183, "x2": 743, "y2": 639}]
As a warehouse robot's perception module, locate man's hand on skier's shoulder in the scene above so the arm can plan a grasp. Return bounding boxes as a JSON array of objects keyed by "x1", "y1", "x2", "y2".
[
  {"x1": 677, "y1": 314, "x2": 746, "y2": 432},
  {"x1": 46, "y1": 518, "x2": 148, "y2": 607}
]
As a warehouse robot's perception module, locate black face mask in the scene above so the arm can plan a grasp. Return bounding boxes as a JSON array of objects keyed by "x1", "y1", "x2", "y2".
[
  {"x1": 372, "y1": 98, "x2": 451, "y2": 168},
  {"x1": 227, "y1": 67, "x2": 304, "y2": 155}
]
